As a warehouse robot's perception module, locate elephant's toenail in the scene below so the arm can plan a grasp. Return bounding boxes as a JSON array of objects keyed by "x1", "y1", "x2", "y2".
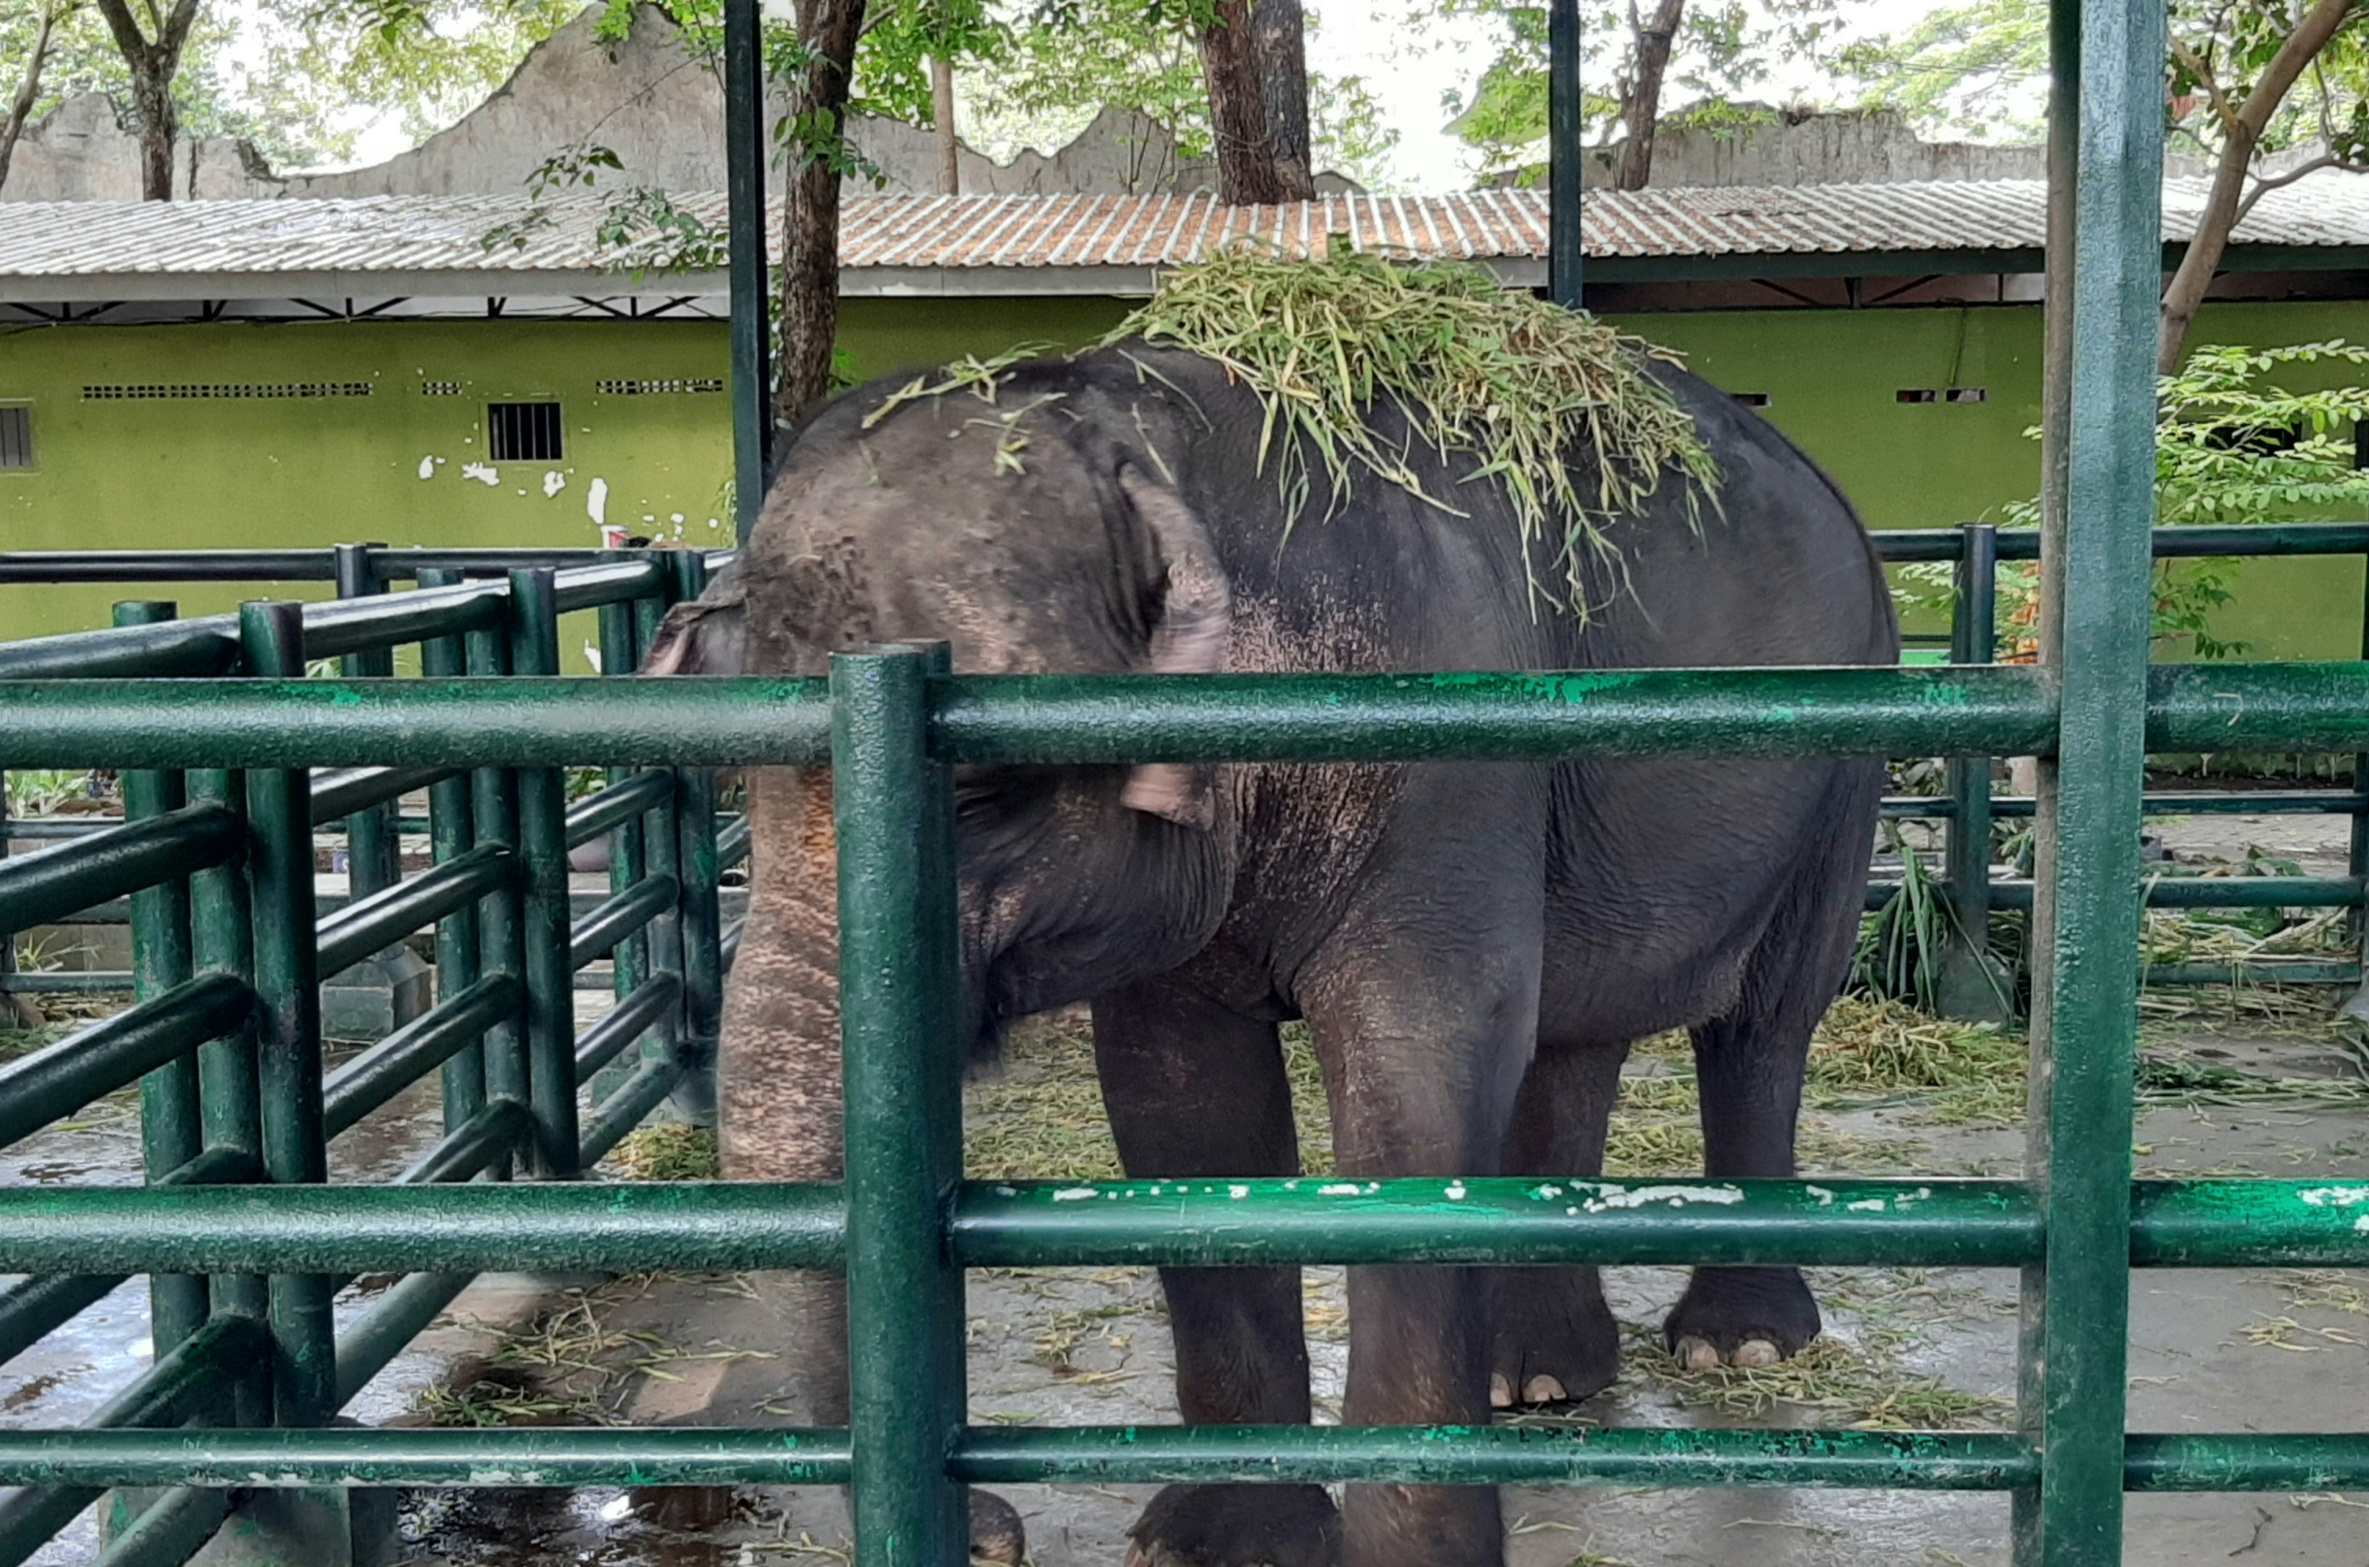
[
  {"x1": 1731, "y1": 1338, "x2": 1782, "y2": 1368},
  {"x1": 1488, "y1": 1372, "x2": 1514, "y2": 1408},
  {"x1": 1676, "y1": 1336, "x2": 1721, "y2": 1371},
  {"x1": 1522, "y1": 1374, "x2": 1568, "y2": 1404}
]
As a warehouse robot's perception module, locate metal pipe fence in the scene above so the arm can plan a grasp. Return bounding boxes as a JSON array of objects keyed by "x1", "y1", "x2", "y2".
[
  {"x1": 0, "y1": 3, "x2": 2362, "y2": 1559},
  {"x1": 0, "y1": 555, "x2": 740, "y2": 1565},
  {"x1": 14, "y1": 525, "x2": 2368, "y2": 1009}
]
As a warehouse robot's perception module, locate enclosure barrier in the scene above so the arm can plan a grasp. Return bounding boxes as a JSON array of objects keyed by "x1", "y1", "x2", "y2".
[
  {"x1": 2, "y1": 653, "x2": 2369, "y2": 1566},
  {"x1": 16, "y1": 522, "x2": 2369, "y2": 1009},
  {"x1": 0, "y1": 552, "x2": 744, "y2": 1566},
  {"x1": 3, "y1": 2, "x2": 2366, "y2": 1562}
]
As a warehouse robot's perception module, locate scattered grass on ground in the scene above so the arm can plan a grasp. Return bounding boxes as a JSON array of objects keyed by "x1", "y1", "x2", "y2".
[
  {"x1": 1603, "y1": 1267, "x2": 2014, "y2": 1430},
  {"x1": 602, "y1": 1122, "x2": 720, "y2": 1181}
]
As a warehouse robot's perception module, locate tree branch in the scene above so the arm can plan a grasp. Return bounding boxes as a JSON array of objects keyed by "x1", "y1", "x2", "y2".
[
  {"x1": 0, "y1": 2, "x2": 63, "y2": 196},
  {"x1": 2169, "y1": 35, "x2": 2239, "y2": 135},
  {"x1": 2232, "y1": 151, "x2": 2337, "y2": 225},
  {"x1": 2235, "y1": 0, "x2": 2359, "y2": 139}
]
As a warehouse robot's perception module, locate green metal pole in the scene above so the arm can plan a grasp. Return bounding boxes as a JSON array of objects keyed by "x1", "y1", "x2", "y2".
[
  {"x1": 418, "y1": 569, "x2": 487, "y2": 1135},
  {"x1": 725, "y1": 0, "x2": 772, "y2": 532},
  {"x1": 1547, "y1": 0, "x2": 1582, "y2": 309},
  {"x1": 1939, "y1": 525, "x2": 2006, "y2": 1020},
  {"x1": 2023, "y1": 0, "x2": 2161, "y2": 1561},
  {"x1": 508, "y1": 569, "x2": 580, "y2": 1178},
  {"x1": 111, "y1": 601, "x2": 207, "y2": 1360},
  {"x1": 833, "y1": 645, "x2": 969, "y2": 1565},
  {"x1": 593, "y1": 557, "x2": 650, "y2": 1106},
  {"x1": 665, "y1": 551, "x2": 722, "y2": 1125},
  {"x1": 186, "y1": 767, "x2": 267, "y2": 1428},
  {"x1": 331, "y1": 544, "x2": 401, "y2": 906},
  {"x1": 236, "y1": 602, "x2": 338, "y2": 1431},
  {"x1": 468, "y1": 622, "x2": 527, "y2": 1181}
]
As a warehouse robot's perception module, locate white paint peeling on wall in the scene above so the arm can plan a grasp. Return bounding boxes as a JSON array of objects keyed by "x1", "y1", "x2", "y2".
[
  {"x1": 586, "y1": 476, "x2": 609, "y2": 527},
  {"x1": 416, "y1": 456, "x2": 436, "y2": 480},
  {"x1": 543, "y1": 470, "x2": 567, "y2": 498},
  {"x1": 460, "y1": 463, "x2": 499, "y2": 486}
]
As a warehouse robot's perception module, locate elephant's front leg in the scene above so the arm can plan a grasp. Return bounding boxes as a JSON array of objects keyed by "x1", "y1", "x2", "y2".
[
  {"x1": 1095, "y1": 977, "x2": 1342, "y2": 1567},
  {"x1": 1300, "y1": 915, "x2": 1542, "y2": 1567}
]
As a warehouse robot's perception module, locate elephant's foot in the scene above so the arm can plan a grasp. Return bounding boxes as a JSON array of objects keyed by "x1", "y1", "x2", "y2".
[
  {"x1": 1663, "y1": 1263, "x2": 1821, "y2": 1370},
  {"x1": 970, "y1": 1488, "x2": 1027, "y2": 1564},
  {"x1": 1487, "y1": 1266, "x2": 1619, "y2": 1408},
  {"x1": 1123, "y1": 1483, "x2": 1341, "y2": 1567}
]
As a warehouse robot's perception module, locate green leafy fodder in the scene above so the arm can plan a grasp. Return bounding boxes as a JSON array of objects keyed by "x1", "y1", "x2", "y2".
[{"x1": 1098, "y1": 246, "x2": 1721, "y2": 615}]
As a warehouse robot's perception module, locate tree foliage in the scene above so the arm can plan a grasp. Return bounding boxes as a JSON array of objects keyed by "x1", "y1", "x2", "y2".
[
  {"x1": 1431, "y1": 0, "x2": 1843, "y2": 177},
  {"x1": 1905, "y1": 340, "x2": 2369, "y2": 660}
]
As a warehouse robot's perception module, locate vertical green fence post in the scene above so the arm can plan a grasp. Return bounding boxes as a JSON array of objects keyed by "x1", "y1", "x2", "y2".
[
  {"x1": 103, "y1": 600, "x2": 206, "y2": 1554},
  {"x1": 467, "y1": 618, "x2": 528, "y2": 1180},
  {"x1": 331, "y1": 545, "x2": 401, "y2": 902},
  {"x1": 724, "y1": 0, "x2": 772, "y2": 534},
  {"x1": 833, "y1": 644, "x2": 969, "y2": 1566},
  {"x1": 1547, "y1": 0, "x2": 1582, "y2": 310},
  {"x1": 2021, "y1": 0, "x2": 2161, "y2": 1561},
  {"x1": 418, "y1": 569, "x2": 488, "y2": 1134},
  {"x1": 187, "y1": 765, "x2": 268, "y2": 1426},
  {"x1": 235, "y1": 600, "x2": 360, "y2": 1562},
  {"x1": 1939, "y1": 524, "x2": 2007, "y2": 1020},
  {"x1": 329, "y1": 544, "x2": 412, "y2": 1047},
  {"x1": 507, "y1": 568, "x2": 580, "y2": 1178},
  {"x1": 664, "y1": 550, "x2": 722, "y2": 1125},
  {"x1": 112, "y1": 601, "x2": 206, "y2": 1358},
  {"x1": 592, "y1": 558, "x2": 652, "y2": 1105}
]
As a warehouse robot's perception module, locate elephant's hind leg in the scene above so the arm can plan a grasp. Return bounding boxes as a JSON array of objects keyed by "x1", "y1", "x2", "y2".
[
  {"x1": 1487, "y1": 1036, "x2": 1630, "y2": 1407},
  {"x1": 1094, "y1": 977, "x2": 1340, "y2": 1567},
  {"x1": 1665, "y1": 771, "x2": 1881, "y2": 1369}
]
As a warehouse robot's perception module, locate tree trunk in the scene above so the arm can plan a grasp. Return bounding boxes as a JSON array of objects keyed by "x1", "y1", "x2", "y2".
[
  {"x1": 776, "y1": 0, "x2": 870, "y2": 421},
  {"x1": 1251, "y1": 0, "x2": 1315, "y2": 201},
  {"x1": 1614, "y1": 0, "x2": 1685, "y2": 192},
  {"x1": 0, "y1": 4, "x2": 60, "y2": 197},
  {"x1": 1197, "y1": 0, "x2": 1287, "y2": 204},
  {"x1": 92, "y1": 0, "x2": 203, "y2": 201},
  {"x1": 930, "y1": 55, "x2": 959, "y2": 195},
  {"x1": 2157, "y1": 0, "x2": 2357, "y2": 372}
]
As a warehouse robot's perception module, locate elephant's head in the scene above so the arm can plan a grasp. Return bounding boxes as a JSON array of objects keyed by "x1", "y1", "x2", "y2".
[{"x1": 645, "y1": 358, "x2": 1238, "y2": 1082}]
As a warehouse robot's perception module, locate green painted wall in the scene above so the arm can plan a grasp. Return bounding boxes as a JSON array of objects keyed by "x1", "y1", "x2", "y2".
[
  {"x1": 0, "y1": 317, "x2": 734, "y2": 651},
  {"x1": 5, "y1": 291, "x2": 2365, "y2": 658}
]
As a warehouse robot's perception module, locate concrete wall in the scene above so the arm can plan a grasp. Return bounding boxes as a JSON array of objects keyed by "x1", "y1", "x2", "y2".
[
  {"x1": 1490, "y1": 107, "x2": 2219, "y2": 189},
  {"x1": 6, "y1": 294, "x2": 2366, "y2": 658},
  {"x1": 0, "y1": 4, "x2": 1341, "y2": 202}
]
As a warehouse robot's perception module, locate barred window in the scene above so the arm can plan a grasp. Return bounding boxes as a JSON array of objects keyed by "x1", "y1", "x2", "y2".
[
  {"x1": 487, "y1": 401, "x2": 564, "y2": 462},
  {"x1": 0, "y1": 406, "x2": 30, "y2": 469}
]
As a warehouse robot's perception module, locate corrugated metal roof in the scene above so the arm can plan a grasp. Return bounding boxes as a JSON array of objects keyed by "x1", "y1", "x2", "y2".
[{"x1": 6, "y1": 176, "x2": 2369, "y2": 293}]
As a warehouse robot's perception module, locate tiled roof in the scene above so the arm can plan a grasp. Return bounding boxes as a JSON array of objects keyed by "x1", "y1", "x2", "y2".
[{"x1": 6, "y1": 176, "x2": 2369, "y2": 298}]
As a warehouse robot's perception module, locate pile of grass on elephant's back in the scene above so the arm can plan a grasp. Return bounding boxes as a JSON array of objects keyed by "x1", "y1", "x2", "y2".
[{"x1": 1092, "y1": 244, "x2": 1723, "y2": 615}]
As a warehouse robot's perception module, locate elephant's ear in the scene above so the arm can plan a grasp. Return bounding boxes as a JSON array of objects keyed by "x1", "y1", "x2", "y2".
[
  {"x1": 1116, "y1": 465, "x2": 1231, "y2": 831},
  {"x1": 641, "y1": 561, "x2": 746, "y2": 676}
]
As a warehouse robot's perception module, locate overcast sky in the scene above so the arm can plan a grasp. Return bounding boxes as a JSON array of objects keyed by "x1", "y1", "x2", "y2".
[{"x1": 234, "y1": 0, "x2": 1993, "y2": 190}]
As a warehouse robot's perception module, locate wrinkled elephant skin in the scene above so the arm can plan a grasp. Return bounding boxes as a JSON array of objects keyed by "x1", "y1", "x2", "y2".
[{"x1": 644, "y1": 347, "x2": 1896, "y2": 1567}]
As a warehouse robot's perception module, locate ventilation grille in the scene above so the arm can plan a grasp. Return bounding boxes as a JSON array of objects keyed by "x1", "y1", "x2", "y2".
[
  {"x1": 0, "y1": 407, "x2": 29, "y2": 469},
  {"x1": 598, "y1": 378, "x2": 725, "y2": 395},
  {"x1": 488, "y1": 401, "x2": 564, "y2": 462},
  {"x1": 83, "y1": 382, "x2": 375, "y2": 401},
  {"x1": 421, "y1": 380, "x2": 465, "y2": 396}
]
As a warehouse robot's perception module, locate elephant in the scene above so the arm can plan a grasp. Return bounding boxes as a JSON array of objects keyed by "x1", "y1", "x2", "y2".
[{"x1": 641, "y1": 342, "x2": 1897, "y2": 1567}]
